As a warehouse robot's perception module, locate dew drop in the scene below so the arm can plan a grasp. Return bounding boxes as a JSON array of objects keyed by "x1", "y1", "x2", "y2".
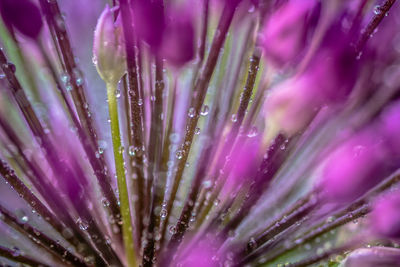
[
  {"x1": 101, "y1": 198, "x2": 110, "y2": 207},
  {"x1": 231, "y1": 114, "x2": 237, "y2": 122},
  {"x1": 176, "y1": 150, "x2": 184, "y2": 159},
  {"x1": 115, "y1": 89, "x2": 121, "y2": 98},
  {"x1": 247, "y1": 126, "x2": 258, "y2": 137},
  {"x1": 76, "y1": 218, "x2": 89, "y2": 231},
  {"x1": 188, "y1": 107, "x2": 196, "y2": 118},
  {"x1": 200, "y1": 105, "x2": 209, "y2": 116},
  {"x1": 128, "y1": 146, "x2": 135, "y2": 156},
  {"x1": 160, "y1": 209, "x2": 167, "y2": 219},
  {"x1": 11, "y1": 247, "x2": 21, "y2": 257},
  {"x1": 169, "y1": 225, "x2": 177, "y2": 234}
]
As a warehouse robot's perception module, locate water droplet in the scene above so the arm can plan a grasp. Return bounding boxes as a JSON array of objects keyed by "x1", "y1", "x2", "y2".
[
  {"x1": 188, "y1": 107, "x2": 196, "y2": 118},
  {"x1": 373, "y1": 5, "x2": 382, "y2": 15},
  {"x1": 169, "y1": 225, "x2": 177, "y2": 234},
  {"x1": 11, "y1": 247, "x2": 21, "y2": 257},
  {"x1": 16, "y1": 210, "x2": 28, "y2": 223},
  {"x1": 76, "y1": 218, "x2": 89, "y2": 231},
  {"x1": 176, "y1": 150, "x2": 184, "y2": 160},
  {"x1": 247, "y1": 126, "x2": 258, "y2": 137},
  {"x1": 247, "y1": 237, "x2": 257, "y2": 250},
  {"x1": 160, "y1": 209, "x2": 167, "y2": 219},
  {"x1": 195, "y1": 127, "x2": 201, "y2": 135},
  {"x1": 115, "y1": 89, "x2": 121, "y2": 98},
  {"x1": 128, "y1": 146, "x2": 135, "y2": 156},
  {"x1": 118, "y1": 146, "x2": 124, "y2": 154},
  {"x1": 101, "y1": 198, "x2": 110, "y2": 207},
  {"x1": 169, "y1": 133, "x2": 180, "y2": 143},
  {"x1": 200, "y1": 105, "x2": 209, "y2": 116},
  {"x1": 231, "y1": 114, "x2": 237, "y2": 122}
]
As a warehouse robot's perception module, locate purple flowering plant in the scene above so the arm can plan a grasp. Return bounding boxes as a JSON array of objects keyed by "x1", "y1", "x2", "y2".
[{"x1": 0, "y1": 0, "x2": 400, "y2": 266}]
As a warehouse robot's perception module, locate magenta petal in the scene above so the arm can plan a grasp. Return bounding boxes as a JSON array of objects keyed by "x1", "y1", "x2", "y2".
[{"x1": 0, "y1": 0, "x2": 43, "y2": 39}]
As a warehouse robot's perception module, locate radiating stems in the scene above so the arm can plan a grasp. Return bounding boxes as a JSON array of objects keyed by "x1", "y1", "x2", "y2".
[
  {"x1": 106, "y1": 82, "x2": 137, "y2": 267},
  {"x1": 119, "y1": 0, "x2": 146, "y2": 239},
  {"x1": 159, "y1": 1, "x2": 239, "y2": 248},
  {"x1": 0, "y1": 204, "x2": 87, "y2": 267},
  {"x1": 194, "y1": 51, "x2": 261, "y2": 229},
  {"x1": 0, "y1": 245, "x2": 50, "y2": 267}
]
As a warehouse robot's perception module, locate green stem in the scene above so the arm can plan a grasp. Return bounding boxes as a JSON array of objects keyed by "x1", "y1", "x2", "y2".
[{"x1": 106, "y1": 82, "x2": 137, "y2": 267}]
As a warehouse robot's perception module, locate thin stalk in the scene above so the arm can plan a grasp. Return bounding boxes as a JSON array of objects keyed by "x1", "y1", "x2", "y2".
[
  {"x1": 38, "y1": 0, "x2": 120, "y2": 221},
  {"x1": 0, "y1": 115, "x2": 105, "y2": 265},
  {"x1": 143, "y1": 57, "x2": 165, "y2": 266},
  {"x1": 283, "y1": 241, "x2": 361, "y2": 267},
  {"x1": 356, "y1": 0, "x2": 397, "y2": 53},
  {"x1": 0, "y1": 245, "x2": 50, "y2": 267},
  {"x1": 0, "y1": 49, "x2": 119, "y2": 265},
  {"x1": 217, "y1": 134, "x2": 290, "y2": 240},
  {"x1": 194, "y1": 50, "x2": 261, "y2": 228},
  {"x1": 37, "y1": 41, "x2": 122, "y2": 236},
  {"x1": 119, "y1": 0, "x2": 147, "y2": 239},
  {"x1": 237, "y1": 194, "x2": 319, "y2": 265},
  {"x1": 155, "y1": 77, "x2": 178, "y2": 252},
  {"x1": 106, "y1": 82, "x2": 137, "y2": 267},
  {"x1": 0, "y1": 158, "x2": 69, "y2": 246},
  {"x1": 199, "y1": 0, "x2": 210, "y2": 63},
  {"x1": 159, "y1": 1, "x2": 240, "y2": 247},
  {"x1": 0, "y1": 204, "x2": 87, "y2": 267}
]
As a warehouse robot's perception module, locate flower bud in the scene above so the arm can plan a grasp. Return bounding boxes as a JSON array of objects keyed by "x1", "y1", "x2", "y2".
[
  {"x1": 260, "y1": 0, "x2": 319, "y2": 69},
  {"x1": 160, "y1": 7, "x2": 195, "y2": 68},
  {"x1": 0, "y1": 0, "x2": 43, "y2": 39},
  {"x1": 131, "y1": 0, "x2": 165, "y2": 51},
  {"x1": 340, "y1": 247, "x2": 400, "y2": 267},
  {"x1": 370, "y1": 192, "x2": 400, "y2": 240},
  {"x1": 321, "y1": 101, "x2": 400, "y2": 203},
  {"x1": 320, "y1": 129, "x2": 389, "y2": 203},
  {"x1": 93, "y1": 5, "x2": 126, "y2": 85},
  {"x1": 263, "y1": 27, "x2": 358, "y2": 136}
]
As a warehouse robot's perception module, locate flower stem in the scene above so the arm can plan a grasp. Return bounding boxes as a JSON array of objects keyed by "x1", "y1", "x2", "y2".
[
  {"x1": 356, "y1": 0, "x2": 397, "y2": 53},
  {"x1": 106, "y1": 82, "x2": 137, "y2": 267},
  {"x1": 159, "y1": 1, "x2": 240, "y2": 249},
  {"x1": 0, "y1": 245, "x2": 50, "y2": 267}
]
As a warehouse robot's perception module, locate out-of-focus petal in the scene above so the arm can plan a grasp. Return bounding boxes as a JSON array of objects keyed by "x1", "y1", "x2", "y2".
[{"x1": 0, "y1": 0, "x2": 43, "y2": 39}]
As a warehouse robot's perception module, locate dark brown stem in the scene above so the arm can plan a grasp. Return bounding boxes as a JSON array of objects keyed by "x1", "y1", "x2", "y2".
[
  {"x1": 0, "y1": 114, "x2": 105, "y2": 265},
  {"x1": 199, "y1": 0, "x2": 210, "y2": 63},
  {"x1": 0, "y1": 49, "x2": 119, "y2": 266},
  {"x1": 194, "y1": 50, "x2": 261, "y2": 227},
  {"x1": 142, "y1": 56, "x2": 165, "y2": 266},
  {"x1": 38, "y1": 0, "x2": 120, "y2": 225},
  {"x1": 119, "y1": 0, "x2": 147, "y2": 239},
  {"x1": 0, "y1": 204, "x2": 88, "y2": 267},
  {"x1": 0, "y1": 245, "x2": 50, "y2": 267},
  {"x1": 159, "y1": 1, "x2": 240, "y2": 251},
  {"x1": 356, "y1": 0, "x2": 397, "y2": 53}
]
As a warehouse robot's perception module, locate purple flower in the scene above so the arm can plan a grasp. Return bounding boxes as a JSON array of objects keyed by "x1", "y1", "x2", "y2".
[
  {"x1": 160, "y1": 6, "x2": 195, "y2": 68},
  {"x1": 264, "y1": 24, "x2": 358, "y2": 136},
  {"x1": 0, "y1": 0, "x2": 43, "y2": 39},
  {"x1": 321, "y1": 101, "x2": 400, "y2": 203},
  {"x1": 370, "y1": 191, "x2": 400, "y2": 240},
  {"x1": 260, "y1": 0, "x2": 319, "y2": 68},
  {"x1": 320, "y1": 129, "x2": 389, "y2": 203},
  {"x1": 341, "y1": 247, "x2": 400, "y2": 267},
  {"x1": 131, "y1": 0, "x2": 165, "y2": 51},
  {"x1": 178, "y1": 239, "x2": 221, "y2": 267}
]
